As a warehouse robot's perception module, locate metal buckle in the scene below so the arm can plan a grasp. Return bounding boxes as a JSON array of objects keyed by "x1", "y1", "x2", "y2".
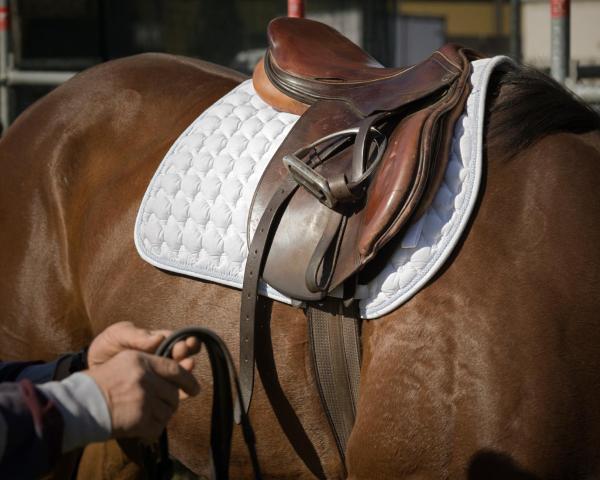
[
  {"x1": 284, "y1": 153, "x2": 337, "y2": 208},
  {"x1": 282, "y1": 128, "x2": 359, "y2": 209}
]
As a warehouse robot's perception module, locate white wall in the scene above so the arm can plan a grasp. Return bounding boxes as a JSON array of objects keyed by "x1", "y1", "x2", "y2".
[{"x1": 523, "y1": 0, "x2": 600, "y2": 67}]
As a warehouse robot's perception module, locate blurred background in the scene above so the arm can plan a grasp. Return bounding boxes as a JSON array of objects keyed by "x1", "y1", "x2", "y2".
[{"x1": 1, "y1": 0, "x2": 599, "y2": 129}]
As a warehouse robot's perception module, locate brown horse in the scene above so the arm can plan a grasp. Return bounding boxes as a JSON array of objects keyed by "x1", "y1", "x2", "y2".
[{"x1": 1, "y1": 50, "x2": 600, "y2": 479}]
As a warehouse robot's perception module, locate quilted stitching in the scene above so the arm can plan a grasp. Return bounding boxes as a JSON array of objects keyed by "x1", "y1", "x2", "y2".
[
  {"x1": 135, "y1": 81, "x2": 299, "y2": 300},
  {"x1": 134, "y1": 57, "x2": 514, "y2": 318}
]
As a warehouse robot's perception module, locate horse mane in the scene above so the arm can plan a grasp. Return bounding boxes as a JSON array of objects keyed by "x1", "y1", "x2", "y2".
[{"x1": 485, "y1": 63, "x2": 600, "y2": 159}]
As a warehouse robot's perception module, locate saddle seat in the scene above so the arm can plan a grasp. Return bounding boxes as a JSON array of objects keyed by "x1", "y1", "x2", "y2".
[
  {"x1": 266, "y1": 16, "x2": 394, "y2": 83},
  {"x1": 248, "y1": 18, "x2": 477, "y2": 302},
  {"x1": 256, "y1": 17, "x2": 467, "y2": 118}
]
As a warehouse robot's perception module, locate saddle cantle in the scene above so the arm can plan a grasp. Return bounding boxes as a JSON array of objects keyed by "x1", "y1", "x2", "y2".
[{"x1": 240, "y1": 16, "x2": 479, "y2": 472}]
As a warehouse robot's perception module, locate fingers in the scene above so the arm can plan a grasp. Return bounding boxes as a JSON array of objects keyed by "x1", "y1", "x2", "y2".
[
  {"x1": 92, "y1": 321, "x2": 201, "y2": 364},
  {"x1": 114, "y1": 323, "x2": 166, "y2": 353},
  {"x1": 171, "y1": 336, "x2": 201, "y2": 361},
  {"x1": 178, "y1": 357, "x2": 194, "y2": 372},
  {"x1": 88, "y1": 322, "x2": 168, "y2": 368},
  {"x1": 144, "y1": 367, "x2": 180, "y2": 412},
  {"x1": 147, "y1": 355, "x2": 200, "y2": 397},
  {"x1": 145, "y1": 329, "x2": 201, "y2": 361},
  {"x1": 148, "y1": 355, "x2": 198, "y2": 402},
  {"x1": 87, "y1": 351, "x2": 199, "y2": 440},
  {"x1": 175, "y1": 357, "x2": 197, "y2": 400}
]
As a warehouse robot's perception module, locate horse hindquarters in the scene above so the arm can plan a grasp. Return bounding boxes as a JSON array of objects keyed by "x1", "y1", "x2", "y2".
[
  {"x1": 347, "y1": 131, "x2": 600, "y2": 479},
  {"x1": 0, "y1": 53, "x2": 251, "y2": 478}
]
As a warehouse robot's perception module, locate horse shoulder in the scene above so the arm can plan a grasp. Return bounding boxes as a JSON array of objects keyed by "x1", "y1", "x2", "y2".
[{"x1": 347, "y1": 130, "x2": 600, "y2": 478}]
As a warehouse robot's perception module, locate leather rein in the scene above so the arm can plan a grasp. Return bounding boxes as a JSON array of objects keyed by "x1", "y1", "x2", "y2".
[{"x1": 141, "y1": 327, "x2": 262, "y2": 480}]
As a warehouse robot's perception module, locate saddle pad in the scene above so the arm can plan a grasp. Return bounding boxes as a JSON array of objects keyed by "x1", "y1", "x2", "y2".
[{"x1": 135, "y1": 55, "x2": 514, "y2": 319}]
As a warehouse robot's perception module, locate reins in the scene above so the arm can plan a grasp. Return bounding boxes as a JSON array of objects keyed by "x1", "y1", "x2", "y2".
[{"x1": 142, "y1": 327, "x2": 262, "y2": 480}]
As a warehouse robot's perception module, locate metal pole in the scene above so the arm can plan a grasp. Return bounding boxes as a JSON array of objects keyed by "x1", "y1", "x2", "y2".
[
  {"x1": 550, "y1": 0, "x2": 570, "y2": 83},
  {"x1": 0, "y1": 0, "x2": 9, "y2": 131},
  {"x1": 510, "y1": 0, "x2": 522, "y2": 63},
  {"x1": 567, "y1": 82, "x2": 600, "y2": 103},
  {"x1": 288, "y1": 0, "x2": 305, "y2": 18},
  {"x1": 495, "y1": 0, "x2": 503, "y2": 37},
  {"x1": 7, "y1": 69, "x2": 75, "y2": 85}
]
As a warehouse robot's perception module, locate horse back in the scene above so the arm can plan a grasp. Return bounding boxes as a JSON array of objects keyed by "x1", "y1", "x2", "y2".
[{"x1": 0, "y1": 53, "x2": 245, "y2": 360}]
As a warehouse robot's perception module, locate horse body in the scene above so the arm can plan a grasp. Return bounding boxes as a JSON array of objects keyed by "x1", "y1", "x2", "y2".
[
  {"x1": 0, "y1": 51, "x2": 599, "y2": 479},
  {"x1": 352, "y1": 130, "x2": 600, "y2": 478}
]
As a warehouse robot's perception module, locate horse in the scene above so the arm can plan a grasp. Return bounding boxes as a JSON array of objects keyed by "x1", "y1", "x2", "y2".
[{"x1": 1, "y1": 46, "x2": 600, "y2": 479}]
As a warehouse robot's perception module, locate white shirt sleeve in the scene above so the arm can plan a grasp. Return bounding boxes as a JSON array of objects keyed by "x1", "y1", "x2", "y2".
[{"x1": 37, "y1": 372, "x2": 112, "y2": 453}]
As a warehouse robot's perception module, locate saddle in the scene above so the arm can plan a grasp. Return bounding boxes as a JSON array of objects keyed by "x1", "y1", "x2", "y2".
[
  {"x1": 240, "y1": 17, "x2": 477, "y2": 476},
  {"x1": 249, "y1": 18, "x2": 475, "y2": 301}
]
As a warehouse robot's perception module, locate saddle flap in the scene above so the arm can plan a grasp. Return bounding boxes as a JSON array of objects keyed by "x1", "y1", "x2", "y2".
[
  {"x1": 361, "y1": 51, "x2": 473, "y2": 259},
  {"x1": 248, "y1": 101, "x2": 362, "y2": 301},
  {"x1": 358, "y1": 109, "x2": 429, "y2": 256}
]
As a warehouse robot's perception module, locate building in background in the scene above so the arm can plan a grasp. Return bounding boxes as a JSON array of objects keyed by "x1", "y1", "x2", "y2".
[
  {"x1": 522, "y1": 0, "x2": 600, "y2": 68},
  {"x1": 2, "y1": 0, "x2": 600, "y2": 126}
]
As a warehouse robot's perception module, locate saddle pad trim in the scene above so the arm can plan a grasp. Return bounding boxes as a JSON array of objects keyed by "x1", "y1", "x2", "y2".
[{"x1": 359, "y1": 55, "x2": 515, "y2": 318}]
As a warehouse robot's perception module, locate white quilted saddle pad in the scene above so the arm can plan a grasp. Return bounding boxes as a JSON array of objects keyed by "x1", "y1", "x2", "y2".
[{"x1": 135, "y1": 56, "x2": 513, "y2": 319}]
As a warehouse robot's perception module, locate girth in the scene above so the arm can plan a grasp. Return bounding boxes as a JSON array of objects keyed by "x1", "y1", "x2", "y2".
[{"x1": 241, "y1": 16, "x2": 476, "y2": 474}]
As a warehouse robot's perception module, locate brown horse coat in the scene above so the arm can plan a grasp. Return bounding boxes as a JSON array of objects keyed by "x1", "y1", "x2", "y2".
[{"x1": 0, "y1": 53, "x2": 599, "y2": 479}]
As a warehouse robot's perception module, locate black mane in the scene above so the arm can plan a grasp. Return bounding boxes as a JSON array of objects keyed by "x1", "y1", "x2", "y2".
[{"x1": 485, "y1": 63, "x2": 600, "y2": 159}]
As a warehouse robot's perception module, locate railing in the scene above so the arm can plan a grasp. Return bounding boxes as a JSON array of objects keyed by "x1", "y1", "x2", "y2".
[
  {"x1": 0, "y1": 0, "x2": 77, "y2": 131},
  {"x1": 549, "y1": 0, "x2": 600, "y2": 103},
  {"x1": 0, "y1": 0, "x2": 598, "y2": 132}
]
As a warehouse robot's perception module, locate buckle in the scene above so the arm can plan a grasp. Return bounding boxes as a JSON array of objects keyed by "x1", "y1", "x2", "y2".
[
  {"x1": 283, "y1": 128, "x2": 359, "y2": 209},
  {"x1": 284, "y1": 153, "x2": 337, "y2": 208}
]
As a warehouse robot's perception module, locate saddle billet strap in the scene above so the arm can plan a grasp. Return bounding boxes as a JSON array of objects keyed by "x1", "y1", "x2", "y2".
[
  {"x1": 240, "y1": 175, "x2": 301, "y2": 414},
  {"x1": 307, "y1": 300, "x2": 361, "y2": 468},
  {"x1": 254, "y1": 301, "x2": 328, "y2": 480},
  {"x1": 241, "y1": 128, "x2": 358, "y2": 407},
  {"x1": 240, "y1": 175, "x2": 328, "y2": 479},
  {"x1": 240, "y1": 130, "x2": 364, "y2": 478}
]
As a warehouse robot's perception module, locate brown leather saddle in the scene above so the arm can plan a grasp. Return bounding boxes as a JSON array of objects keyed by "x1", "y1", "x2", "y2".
[
  {"x1": 239, "y1": 16, "x2": 478, "y2": 476},
  {"x1": 249, "y1": 18, "x2": 476, "y2": 301}
]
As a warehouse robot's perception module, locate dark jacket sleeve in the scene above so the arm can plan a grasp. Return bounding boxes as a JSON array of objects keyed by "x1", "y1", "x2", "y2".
[
  {"x1": 0, "y1": 348, "x2": 89, "y2": 384},
  {"x1": 0, "y1": 379, "x2": 64, "y2": 478},
  {"x1": 0, "y1": 361, "x2": 44, "y2": 382}
]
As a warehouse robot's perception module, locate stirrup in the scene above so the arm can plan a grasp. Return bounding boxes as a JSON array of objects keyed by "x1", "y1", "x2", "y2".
[{"x1": 283, "y1": 125, "x2": 386, "y2": 209}]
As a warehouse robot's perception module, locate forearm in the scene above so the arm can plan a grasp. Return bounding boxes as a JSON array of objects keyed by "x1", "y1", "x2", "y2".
[
  {"x1": 0, "y1": 373, "x2": 111, "y2": 477},
  {"x1": 38, "y1": 373, "x2": 111, "y2": 452},
  {"x1": 14, "y1": 348, "x2": 89, "y2": 383},
  {"x1": 0, "y1": 380, "x2": 63, "y2": 478}
]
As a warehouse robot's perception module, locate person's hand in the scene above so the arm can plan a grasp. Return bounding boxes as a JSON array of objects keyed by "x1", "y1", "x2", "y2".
[
  {"x1": 88, "y1": 321, "x2": 200, "y2": 368},
  {"x1": 88, "y1": 322, "x2": 201, "y2": 400},
  {"x1": 84, "y1": 350, "x2": 200, "y2": 441}
]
